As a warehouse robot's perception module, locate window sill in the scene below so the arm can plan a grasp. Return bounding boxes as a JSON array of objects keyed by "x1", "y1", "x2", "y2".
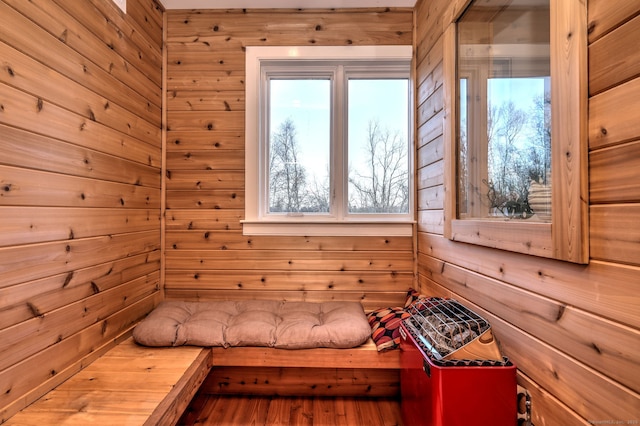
[
  {"x1": 451, "y1": 218, "x2": 552, "y2": 258},
  {"x1": 241, "y1": 220, "x2": 415, "y2": 236}
]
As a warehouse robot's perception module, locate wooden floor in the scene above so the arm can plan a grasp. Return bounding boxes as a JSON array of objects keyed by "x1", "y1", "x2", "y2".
[{"x1": 178, "y1": 394, "x2": 403, "y2": 426}]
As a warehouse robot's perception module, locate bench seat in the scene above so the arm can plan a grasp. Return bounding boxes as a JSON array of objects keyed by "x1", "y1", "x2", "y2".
[
  {"x1": 5, "y1": 338, "x2": 211, "y2": 426},
  {"x1": 201, "y1": 338, "x2": 402, "y2": 398},
  {"x1": 211, "y1": 337, "x2": 399, "y2": 369}
]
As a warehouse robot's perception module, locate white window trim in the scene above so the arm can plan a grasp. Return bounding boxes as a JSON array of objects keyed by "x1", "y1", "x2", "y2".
[{"x1": 243, "y1": 45, "x2": 415, "y2": 236}]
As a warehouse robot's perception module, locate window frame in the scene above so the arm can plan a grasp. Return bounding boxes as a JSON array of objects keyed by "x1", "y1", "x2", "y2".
[
  {"x1": 442, "y1": 0, "x2": 589, "y2": 263},
  {"x1": 244, "y1": 46, "x2": 415, "y2": 236}
]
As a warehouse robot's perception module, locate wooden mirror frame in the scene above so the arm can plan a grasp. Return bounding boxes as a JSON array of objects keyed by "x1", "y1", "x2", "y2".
[{"x1": 442, "y1": 0, "x2": 589, "y2": 264}]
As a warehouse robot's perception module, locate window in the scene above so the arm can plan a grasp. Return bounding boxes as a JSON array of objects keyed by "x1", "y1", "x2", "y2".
[
  {"x1": 443, "y1": 0, "x2": 588, "y2": 263},
  {"x1": 457, "y1": 2, "x2": 553, "y2": 222},
  {"x1": 244, "y1": 46, "x2": 414, "y2": 236}
]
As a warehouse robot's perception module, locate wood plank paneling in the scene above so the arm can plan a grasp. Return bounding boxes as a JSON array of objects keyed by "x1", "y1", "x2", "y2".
[
  {"x1": 417, "y1": 84, "x2": 444, "y2": 128},
  {"x1": 0, "y1": 273, "x2": 158, "y2": 372},
  {"x1": 516, "y1": 373, "x2": 591, "y2": 426},
  {"x1": 0, "y1": 1, "x2": 161, "y2": 126},
  {"x1": 590, "y1": 140, "x2": 640, "y2": 203},
  {"x1": 414, "y1": 0, "x2": 640, "y2": 423},
  {"x1": 415, "y1": 42, "x2": 443, "y2": 107},
  {"x1": 0, "y1": 166, "x2": 160, "y2": 208},
  {"x1": 0, "y1": 84, "x2": 161, "y2": 167},
  {"x1": 0, "y1": 42, "x2": 161, "y2": 146},
  {"x1": 165, "y1": 190, "x2": 244, "y2": 209},
  {"x1": 416, "y1": 158, "x2": 444, "y2": 189},
  {"x1": 168, "y1": 90, "x2": 245, "y2": 112},
  {"x1": 165, "y1": 250, "x2": 413, "y2": 271},
  {"x1": 164, "y1": 270, "x2": 412, "y2": 292},
  {"x1": 164, "y1": 7, "x2": 414, "y2": 309},
  {"x1": 166, "y1": 4, "x2": 414, "y2": 307},
  {"x1": 166, "y1": 170, "x2": 245, "y2": 191},
  {"x1": 588, "y1": 78, "x2": 640, "y2": 151},
  {"x1": 167, "y1": 70, "x2": 246, "y2": 92},
  {"x1": 0, "y1": 207, "x2": 159, "y2": 247},
  {"x1": 164, "y1": 289, "x2": 406, "y2": 312},
  {"x1": 0, "y1": 0, "x2": 163, "y2": 420},
  {"x1": 0, "y1": 125, "x2": 160, "y2": 187},
  {"x1": 0, "y1": 231, "x2": 160, "y2": 289},
  {"x1": 590, "y1": 204, "x2": 640, "y2": 265},
  {"x1": 0, "y1": 252, "x2": 161, "y2": 330},
  {"x1": 125, "y1": 0, "x2": 163, "y2": 49},
  {"x1": 167, "y1": 111, "x2": 245, "y2": 132},
  {"x1": 166, "y1": 150, "x2": 245, "y2": 170},
  {"x1": 51, "y1": 0, "x2": 163, "y2": 87},
  {"x1": 417, "y1": 186, "x2": 444, "y2": 210},
  {"x1": 417, "y1": 109, "x2": 444, "y2": 151},
  {"x1": 417, "y1": 134, "x2": 444, "y2": 165},
  {"x1": 587, "y1": 0, "x2": 640, "y2": 43},
  {"x1": 167, "y1": 130, "x2": 245, "y2": 150},
  {"x1": 166, "y1": 209, "x2": 244, "y2": 231},
  {"x1": 211, "y1": 339, "x2": 399, "y2": 369},
  {"x1": 3, "y1": 0, "x2": 161, "y2": 108},
  {"x1": 201, "y1": 367, "x2": 399, "y2": 398},
  {"x1": 166, "y1": 9, "x2": 412, "y2": 45},
  {"x1": 86, "y1": 0, "x2": 163, "y2": 61},
  {"x1": 166, "y1": 232, "x2": 413, "y2": 252},
  {"x1": 588, "y1": 14, "x2": 640, "y2": 95}
]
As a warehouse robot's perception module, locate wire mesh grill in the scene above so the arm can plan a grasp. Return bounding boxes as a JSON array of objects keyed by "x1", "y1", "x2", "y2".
[{"x1": 404, "y1": 298, "x2": 492, "y2": 361}]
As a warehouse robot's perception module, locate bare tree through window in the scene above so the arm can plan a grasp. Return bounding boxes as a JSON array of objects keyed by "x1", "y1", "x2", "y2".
[
  {"x1": 483, "y1": 88, "x2": 551, "y2": 219},
  {"x1": 268, "y1": 118, "x2": 408, "y2": 215},
  {"x1": 349, "y1": 120, "x2": 409, "y2": 213},
  {"x1": 269, "y1": 118, "x2": 308, "y2": 213}
]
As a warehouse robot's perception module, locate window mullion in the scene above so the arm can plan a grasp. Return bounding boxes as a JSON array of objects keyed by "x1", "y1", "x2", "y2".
[
  {"x1": 332, "y1": 65, "x2": 346, "y2": 221},
  {"x1": 259, "y1": 67, "x2": 271, "y2": 220}
]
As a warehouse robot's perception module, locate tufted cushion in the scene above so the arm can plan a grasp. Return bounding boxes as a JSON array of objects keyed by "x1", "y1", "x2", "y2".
[{"x1": 133, "y1": 300, "x2": 372, "y2": 349}]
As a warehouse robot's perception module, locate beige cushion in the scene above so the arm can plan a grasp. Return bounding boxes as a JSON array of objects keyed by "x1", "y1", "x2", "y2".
[{"x1": 133, "y1": 300, "x2": 371, "y2": 349}]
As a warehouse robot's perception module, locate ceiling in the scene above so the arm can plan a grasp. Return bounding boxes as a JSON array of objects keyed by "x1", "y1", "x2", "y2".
[{"x1": 159, "y1": 0, "x2": 416, "y2": 9}]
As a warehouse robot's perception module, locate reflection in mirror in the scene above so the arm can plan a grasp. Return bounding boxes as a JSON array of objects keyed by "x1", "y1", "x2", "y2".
[{"x1": 457, "y1": 0, "x2": 551, "y2": 222}]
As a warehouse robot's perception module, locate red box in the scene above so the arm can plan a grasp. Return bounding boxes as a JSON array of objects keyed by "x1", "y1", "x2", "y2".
[{"x1": 400, "y1": 322, "x2": 517, "y2": 426}]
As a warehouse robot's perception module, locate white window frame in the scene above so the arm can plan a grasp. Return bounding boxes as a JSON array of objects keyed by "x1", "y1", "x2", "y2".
[{"x1": 243, "y1": 46, "x2": 414, "y2": 236}]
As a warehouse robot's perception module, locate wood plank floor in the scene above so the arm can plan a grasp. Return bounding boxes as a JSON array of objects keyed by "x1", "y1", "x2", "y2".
[{"x1": 178, "y1": 394, "x2": 403, "y2": 425}]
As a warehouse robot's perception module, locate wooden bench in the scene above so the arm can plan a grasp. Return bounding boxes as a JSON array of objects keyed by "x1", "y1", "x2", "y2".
[
  {"x1": 129, "y1": 299, "x2": 402, "y2": 399},
  {"x1": 5, "y1": 334, "x2": 399, "y2": 424},
  {"x1": 4, "y1": 337, "x2": 212, "y2": 426},
  {"x1": 203, "y1": 338, "x2": 401, "y2": 398}
]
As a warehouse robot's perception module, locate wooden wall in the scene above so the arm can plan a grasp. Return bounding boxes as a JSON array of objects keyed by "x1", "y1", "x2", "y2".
[
  {"x1": 0, "y1": 0, "x2": 163, "y2": 421},
  {"x1": 414, "y1": 0, "x2": 640, "y2": 424},
  {"x1": 163, "y1": 8, "x2": 415, "y2": 310},
  {"x1": 2, "y1": 0, "x2": 637, "y2": 423}
]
